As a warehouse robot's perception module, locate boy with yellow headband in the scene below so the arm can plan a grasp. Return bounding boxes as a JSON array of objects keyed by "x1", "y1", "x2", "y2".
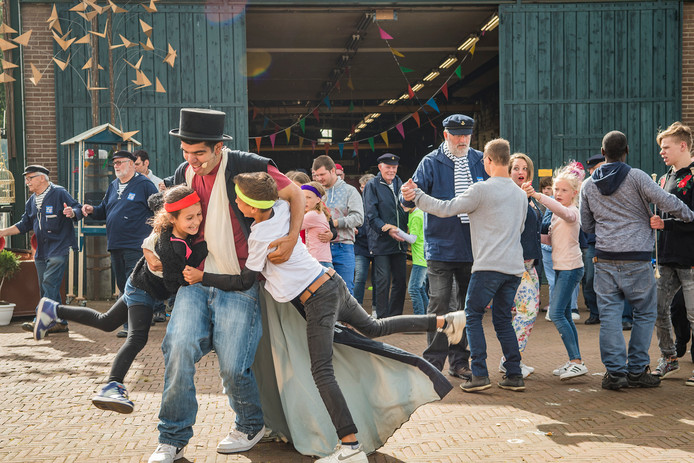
[{"x1": 183, "y1": 172, "x2": 465, "y2": 463}]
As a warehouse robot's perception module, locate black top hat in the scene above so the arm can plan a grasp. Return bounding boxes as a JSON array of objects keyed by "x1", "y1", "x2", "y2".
[
  {"x1": 23, "y1": 165, "x2": 49, "y2": 176},
  {"x1": 169, "y1": 108, "x2": 233, "y2": 142}
]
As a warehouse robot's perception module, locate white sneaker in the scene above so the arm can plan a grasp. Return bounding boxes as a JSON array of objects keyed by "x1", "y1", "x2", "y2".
[
  {"x1": 572, "y1": 312, "x2": 580, "y2": 321},
  {"x1": 317, "y1": 444, "x2": 368, "y2": 463},
  {"x1": 217, "y1": 426, "x2": 265, "y2": 454},
  {"x1": 552, "y1": 361, "x2": 572, "y2": 376},
  {"x1": 560, "y1": 362, "x2": 588, "y2": 380},
  {"x1": 545, "y1": 311, "x2": 552, "y2": 321},
  {"x1": 148, "y1": 444, "x2": 184, "y2": 463},
  {"x1": 521, "y1": 362, "x2": 535, "y2": 375},
  {"x1": 441, "y1": 310, "x2": 466, "y2": 345},
  {"x1": 499, "y1": 357, "x2": 532, "y2": 378}
]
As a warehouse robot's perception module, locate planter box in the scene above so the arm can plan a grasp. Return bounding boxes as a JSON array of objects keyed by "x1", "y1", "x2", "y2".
[{"x1": 1, "y1": 260, "x2": 66, "y2": 318}]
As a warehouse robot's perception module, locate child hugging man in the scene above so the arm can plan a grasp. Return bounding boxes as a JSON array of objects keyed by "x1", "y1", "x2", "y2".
[
  {"x1": 401, "y1": 137, "x2": 528, "y2": 393},
  {"x1": 183, "y1": 171, "x2": 465, "y2": 463}
]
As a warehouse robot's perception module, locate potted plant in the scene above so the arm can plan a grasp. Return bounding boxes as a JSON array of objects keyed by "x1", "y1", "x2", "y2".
[{"x1": 0, "y1": 249, "x2": 20, "y2": 325}]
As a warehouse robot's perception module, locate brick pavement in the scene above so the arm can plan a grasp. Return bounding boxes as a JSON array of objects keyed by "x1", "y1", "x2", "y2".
[{"x1": 2, "y1": 293, "x2": 694, "y2": 463}]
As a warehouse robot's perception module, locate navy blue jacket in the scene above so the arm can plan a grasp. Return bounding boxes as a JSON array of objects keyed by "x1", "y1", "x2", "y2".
[
  {"x1": 15, "y1": 184, "x2": 83, "y2": 259},
  {"x1": 520, "y1": 199, "x2": 542, "y2": 262},
  {"x1": 364, "y1": 173, "x2": 408, "y2": 256},
  {"x1": 89, "y1": 173, "x2": 158, "y2": 250},
  {"x1": 401, "y1": 143, "x2": 488, "y2": 262}
]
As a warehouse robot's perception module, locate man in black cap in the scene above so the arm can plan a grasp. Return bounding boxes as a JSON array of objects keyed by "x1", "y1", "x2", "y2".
[
  {"x1": 400, "y1": 114, "x2": 488, "y2": 379},
  {"x1": 0, "y1": 165, "x2": 83, "y2": 334},
  {"x1": 363, "y1": 153, "x2": 408, "y2": 318},
  {"x1": 147, "y1": 108, "x2": 304, "y2": 463},
  {"x1": 82, "y1": 150, "x2": 158, "y2": 337},
  {"x1": 581, "y1": 154, "x2": 605, "y2": 325}
]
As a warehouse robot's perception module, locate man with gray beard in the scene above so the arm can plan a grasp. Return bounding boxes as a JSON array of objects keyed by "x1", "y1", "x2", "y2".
[{"x1": 400, "y1": 114, "x2": 488, "y2": 379}]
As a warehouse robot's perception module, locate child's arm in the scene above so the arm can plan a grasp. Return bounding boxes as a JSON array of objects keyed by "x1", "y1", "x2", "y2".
[
  {"x1": 535, "y1": 194, "x2": 578, "y2": 223},
  {"x1": 182, "y1": 265, "x2": 259, "y2": 291}
]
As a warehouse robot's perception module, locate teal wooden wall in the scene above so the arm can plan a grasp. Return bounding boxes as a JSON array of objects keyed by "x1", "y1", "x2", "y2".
[
  {"x1": 54, "y1": 3, "x2": 248, "y2": 184},
  {"x1": 499, "y1": 1, "x2": 681, "y2": 178}
]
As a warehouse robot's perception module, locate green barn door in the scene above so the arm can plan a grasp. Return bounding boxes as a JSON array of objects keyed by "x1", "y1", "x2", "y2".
[
  {"x1": 499, "y1": 1, "x2": 681, "y2": 178},
  {"x1": 54, "y1": 4, "x2": 249, "y2": 183}
]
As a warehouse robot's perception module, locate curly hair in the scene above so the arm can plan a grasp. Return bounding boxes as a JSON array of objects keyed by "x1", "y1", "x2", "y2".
[
  {"x1": 150, "y1": 185, "x2": 198, "y2": 234},
  {"x1": 554, "y1": 161, "x2": 585, "y2": 205}
]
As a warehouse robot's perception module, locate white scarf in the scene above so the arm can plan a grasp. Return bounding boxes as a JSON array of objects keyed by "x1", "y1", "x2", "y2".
[{"x1": 185, "y1": 147, "x2": 241, "y2": 275}]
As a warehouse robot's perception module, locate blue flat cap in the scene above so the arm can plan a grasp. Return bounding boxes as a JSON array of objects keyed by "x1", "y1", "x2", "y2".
[{"x1": 443, "y1": 114, "x2": 474, "y2": 135}]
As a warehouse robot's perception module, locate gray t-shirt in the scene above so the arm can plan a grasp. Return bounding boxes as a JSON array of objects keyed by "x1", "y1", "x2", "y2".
[{"x1": 414, "y1": 176, "x2": 527, "y2": 276}]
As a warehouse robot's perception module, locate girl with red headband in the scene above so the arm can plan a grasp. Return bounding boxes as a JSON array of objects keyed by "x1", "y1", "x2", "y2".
[{"x1": 32, "y1": 185, "x2": 208, "y2": 414}]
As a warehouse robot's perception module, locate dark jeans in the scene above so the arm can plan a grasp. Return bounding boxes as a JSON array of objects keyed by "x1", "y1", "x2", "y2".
[
  {"x1": 582, "y1": 245, "x2": 598, "y2": 318},
  {"x1": 299, "y1": 272, "x2": 437, "y2": 439},
  {"x1": 110, "y1": 248, "x2": 142, "y2": 294},
  {"x1": 373, "y1": 252, "x2": 407, "y2": 318},
  {"x1": 670, "y1": 289, "x2": 692, "y2": 356},
  {"x1": 422, "y1": 260, "x2": 471, "y2": 371},
  {"x1": 465, "y1": 271, "x2": 522, "y2": 377}
]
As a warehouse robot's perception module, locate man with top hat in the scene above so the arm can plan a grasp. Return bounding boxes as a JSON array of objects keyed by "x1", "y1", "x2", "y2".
[
  {"x1": 82, "y1": 150, "x2": 158, "y2": 336},
  {"x1": 400, "y1": 114, "x2": 488, "y2": 379},
  {"x1": 0, "y1": 165, "x2": 83, "y2": 334},
  {"x1": 147, "y1": 108, "x2": 304, "y2": 463},
  {"x1": 363, "y1": 153, "x2": 408, "y2": 318}
]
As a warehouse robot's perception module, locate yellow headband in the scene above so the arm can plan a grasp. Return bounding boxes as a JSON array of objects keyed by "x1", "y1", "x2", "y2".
[{"x1": 235, "y1": 184, "x2": 276, "y2": 209}]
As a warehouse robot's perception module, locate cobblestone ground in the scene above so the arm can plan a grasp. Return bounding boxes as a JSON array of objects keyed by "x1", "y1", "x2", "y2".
[{"x1": 2, "y1": 290, "x2": 694, "y2": 463}]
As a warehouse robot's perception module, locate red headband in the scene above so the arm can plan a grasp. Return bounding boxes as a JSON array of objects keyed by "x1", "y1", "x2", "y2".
[{"x1": 165, "y1": 191, "x2": 200, "y2": 212}]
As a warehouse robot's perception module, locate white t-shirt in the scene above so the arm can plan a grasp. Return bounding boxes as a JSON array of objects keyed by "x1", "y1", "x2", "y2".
[{"x1": 245, "y1": 200, "x2": 324, "y2": 302}]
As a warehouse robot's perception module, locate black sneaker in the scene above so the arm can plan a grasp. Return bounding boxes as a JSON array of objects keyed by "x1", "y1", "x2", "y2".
[
  {"x1": 627, "y1": 367, "x2": 661, "y2": 388},
  {"x1": 584, "y1": 316, "x2": 600, "y2": 325},
  {"x1": 498, "y1": 375, "x2": 525, "y2": 391},
  {"x1": 602, "y1": 372, "x2": 628, "y2": 390},
  {"x1": 622, "y1": 321, "x2": 632, "y2": 331},
  {"x1": 460, "y1": 375, "x2": 491, "y2": 393},
  {"x1": 116, "y1": 329, "x2": 128, "y2": 338},
  {"x1": 448, "y1": 366, "x2": 472, "y2": 380}
]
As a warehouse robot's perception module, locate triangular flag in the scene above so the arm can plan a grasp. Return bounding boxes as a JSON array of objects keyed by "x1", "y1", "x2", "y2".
[
  {"x1": 353, "y1": 141, "x2": 358, "y2": 153},
  {"x1": 368, "y1": 137, "x2": 375, "y2": 152},
  {"x1": 412, "y1": 112, "x2": 420, "y2": 127},
  {"x1": 0, "y1": 72, "x2": 15, "y2": 83},
  {"x1": 454, "y1": 65, "x2": 462, "y2": 79},
  {"x1": 1, "y1": 58, "x2": 17, "y2": 69},
  {"x1": 29, "y1": 63, "x2": 42, "y2": 85},
  {"x1": 269, "y1": 133, "x2": 276, "y2": 149},
  {"x1": 298, "y1": 137, "x2": 304, "y2": 149},
  {"x1": 77, "y1": 10, "x2": 99, "y2": 21},
  {"x1": 390, "y1": 47, "x2": 404, "y2": 58},
  {"x1": 255, "y1": 137, "x2": 261, "y2": 152},
  {"x1": 442, "y1": 82, "x2": 449, "y2": 100},
  {"x1": 378, "y1": 26, "x2": 393, "y2": 40},
  {"x1": 75, "y1": 34, "x2": 91, "y2": 44},
  {"x1": 0, "y1": 38, "x2": 17, "y2": 51},
  {"x1": 470, "y1": 42, "x2": 476, "y2": 57},
  {"x1": 352, "y1": 150, "x2": 357, "y2": 158},
  {"x1": 396, "y1": 123, "x2": 405, "y2": 139},
  {"x1": 140, "y1": 19, "x2": 152, "y2": 38},
  {"x1": 312, "y1": 108, "x2": 320, "y2": 122},
  {"x1": 399, "y1": 66, "x2": 414, "y2": 73},
  {"x1": 119, "y1": 34, "x2": 136, "y2": 48},
  {"x1": 252, "y1": 107, "x2": 258, "y2": 120},
  {"x1": 12, "y1": 30, "x2": 32, "y2": 46},
  {"x1": 407, "y1": 84, "x2": 414, "y2": 99},
  {"x1": 347, "y1": 76, "x2": 354, "y2": 90},
  {"x1": 299, "y1": 118, "x2": 305, "y2": 133},
  {"x1": 380, "y1": 131, "x2": 389, "y2": 147},
  {"x1": 338, "y1": 143, "x2": 344, "y2": 158},
  {"x1": 0, "y1": 23, "x2": 17, "y2": 34},
  {"x1": 155, "y1": 77, "x2": 166, "y2": 93},
  {"x1": 262, "y1": 117, "x2": 268, "y2": 130},
  {"x1": 348, "y1": 100, "x2": 354, "y2": 112},
  {"x1": 284, "y1": 127, "x2": 291, "y2": 144},
  {"x1": 163, "y1": 43, "x2": 177, "y2": 67},
  {"x1": 425, "y1": 97, "x2": 440, "y2": 113},
  {"x1": 324, "y1": 143, "x2": 330, "y2": 155},
  {"x1": 323, "y1": 95, "x2": 331, "y2": 110}
]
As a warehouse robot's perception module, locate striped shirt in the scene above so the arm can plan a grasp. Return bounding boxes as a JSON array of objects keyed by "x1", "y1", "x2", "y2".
[
  {"x1": 442, "y1": 142, "x2": 472, "y2": 223},
  {"x1": 35, "y1": 185, "x2": 51, "y2": 211}
]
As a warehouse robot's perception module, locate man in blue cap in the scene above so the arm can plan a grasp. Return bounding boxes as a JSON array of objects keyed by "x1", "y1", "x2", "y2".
[
  {"x1": 401, "y1": 114, "x2": 488, "y2": 379},
  {"x1": 363, "y1": 153, "x2": 408, "y2": 318}
]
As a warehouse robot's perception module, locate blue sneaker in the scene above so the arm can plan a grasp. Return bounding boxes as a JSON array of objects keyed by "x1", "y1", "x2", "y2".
[
  {"x1": 34, "y1": 297, "x2": 59, "y2": 341},
  {"x1": 92, "y1": 381, "x2": 134, "y2": 414}
]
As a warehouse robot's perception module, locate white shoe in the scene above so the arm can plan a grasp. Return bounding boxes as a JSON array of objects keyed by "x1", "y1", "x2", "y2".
[
  {"x1": 521, "y1": 362, "x2": 535, "y2": 375},
  {"x1": 441, "y1": 310, "x2": 466, "y2": 345},
  {"x1": 560, "y1": 362, "x2": 588, "y2": 380},
  {"x1": 499, "y1": 357, "x2": 532, "y2": 378},
  {"x1": 217, "y1": 426, "x2": 265, "y2": 454},
  {"x1": 148, "y1": 444, "x2": 184, "y2": 463},
  {"x1": 572, "y1": 312, "x2": 580, "y2": 321},
  {"x1": 545, "y1": 311, "x2": 552, "y2": 321},
  {"x1": 553, "y1": 361, "x2": 572, "y2": 376},
  {"x1": 317, "y1": 444, "x2": 368, "y2": 463}
]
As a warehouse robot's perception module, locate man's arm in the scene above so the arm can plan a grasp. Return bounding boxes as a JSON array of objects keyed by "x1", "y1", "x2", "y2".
[
  {"x1": 268, "y1": 181, "x2": 305, "y2": 264},
  {"x1": 363, "y1": 182, "x2": 386, "y2": 233},
  {"x1": 411, "y1": 181, "x2": 480, "y2": 218},
  {"x1": 579, "y1": 184, "x2": 596, "y2": 234},
  {"x1": 0, "y1": 225, "x2": 20, "y2": 238},
  {"x1": 643, "y1": 174, "x2": 694, "y2": 223}
]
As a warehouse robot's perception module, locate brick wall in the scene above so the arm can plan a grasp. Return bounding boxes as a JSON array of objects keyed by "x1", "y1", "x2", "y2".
[
  {"x1": 683, "y1": 2, "x2": 694, "y2": 128},
  {"x1": 20, "y1": 3, "x2": 57, "y2": 175}
]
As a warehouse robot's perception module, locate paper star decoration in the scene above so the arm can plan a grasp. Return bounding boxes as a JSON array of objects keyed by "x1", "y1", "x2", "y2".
[
  {"x1": 1, "y1": 59, "x2": 17, "y2": 69},
  {"x1": 0, "y1": 23, "x2": 18, "y2": 34},
  {"x1": 139, "y1": 37, "x2": 154, "y2": 51},
  {"x1": 53, "y1": 54, "x2": 70, "y2": 71},
  {"x1": 0, "y1": 72, "x2": 16, "y2": 83},
  {"x1": 118, "y1": 34, "x2": 137, "y2": 48},
  {"x1": 155, "y1": 77, "x2": 166, "y2": 93},
  {"x1": 141, "y1": 0, "x2": 157, "y2": 13},
  {"x1": 52, "y1": 30, "x2": 76, "y2": 51},
  {"x1": 29, "y1": 63, "x2": 42, "y2": 85},
  {"x1": 163, "y1": 43, "x2": 177, "y2": 68},
  {"x1": 139, "y1": 19, "x2": 152, "y2": 38},
  {"x1": 88, "y1": 19, "x2": 108, "y2": 38},
  {"x1": 108, "y1": 0, "x2": 128, "y2": 13},
  {"x1": 13, "y1": 30, "x2": 32, "y2": 46},
  {"x1": 0, "y1": 38, "x2": 17, "y2": 51},
  {"x1": 122, "y1": 130, "x2": 139, "y2": 142}
]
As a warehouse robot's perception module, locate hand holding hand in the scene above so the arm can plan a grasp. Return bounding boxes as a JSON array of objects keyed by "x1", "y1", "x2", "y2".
[
  {"x1": 388, "y1": 228, "x2": 405, "y2": 242},
  {"x1": 81, "y1": 204, "x2": 94, "y2": 216},
  {"x1": 521, "y1": 182, "x2": 537, "y2": 198}
]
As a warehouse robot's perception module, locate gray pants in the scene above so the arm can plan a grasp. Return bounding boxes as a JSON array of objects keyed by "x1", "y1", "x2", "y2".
[
  {"x1": 655, "y1": 266, "x2": 694, "y2": 358},
  {"x1": 301, "y1": 273, "x2": 437, "y2": 439}
]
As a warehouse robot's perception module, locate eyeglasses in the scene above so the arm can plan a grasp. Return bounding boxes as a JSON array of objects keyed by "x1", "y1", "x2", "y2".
[
  {"x1": 113, "y1": 160, "x2": 130, "y2": 166},
  {"x1": 25, "y1": 174, "x2": 41, "y2": 181}
]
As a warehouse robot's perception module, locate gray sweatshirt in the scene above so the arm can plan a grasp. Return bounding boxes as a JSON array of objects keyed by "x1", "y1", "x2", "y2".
[
  {"x1": 324, "y1": 178, "x2": 364, "y2": 244},
  {"x1": 414, "y1": 176, "x2": 527, "y2": 276},
  {"x1": 580, "y1": 164, "x2": 694, "y2": 260}
]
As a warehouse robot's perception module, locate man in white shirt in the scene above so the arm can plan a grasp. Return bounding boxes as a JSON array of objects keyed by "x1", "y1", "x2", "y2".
[{"x1": 134, "y1": 150, "x2": 164, "y2": 191}]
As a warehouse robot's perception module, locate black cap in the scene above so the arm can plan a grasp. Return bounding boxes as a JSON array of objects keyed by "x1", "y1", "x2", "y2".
[
  {"x1": 443, "y1": 114, "x2": 474, "y2": 135},
  {"x1": 586, "y1": 154, "x2": 605, "y2": 168},
  {"x1": 169, "y1": 108, "x2": 233, "y2": 142},
  {"x1": 113, "y1": 150, "x2": 136, "y2": 161},
  {"x1": 23, "y1": 165, "x2": 49, "y2": 176},
  {"x1": 377, "y1": 153, "x2": 400, "y2": 165}
]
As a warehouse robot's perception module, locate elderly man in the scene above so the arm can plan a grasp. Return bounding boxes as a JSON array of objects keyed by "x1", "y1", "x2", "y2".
[
  {"x1": 0, "y1": 165, "x2": 83, "y2": 334},
  {"x1": 400, "y1": 114, "x2": 488, "y2": 380},
  {"x1": 312, "y1": 155, "x2": 363, "y2": 294},
  {"x1": 363, "y1": 153, "x2": 408, "y2": 318},
  {"x1": 147, "y1": 108, "x2": 304, "y2": 463}
]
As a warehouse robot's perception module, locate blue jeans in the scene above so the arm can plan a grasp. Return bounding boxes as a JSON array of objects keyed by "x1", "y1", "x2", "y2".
[
  {"x1": 330, "y1": 243, "x2": 355, "y2": 295},
  {"x1": 595, "y1": 260, "x2": 657, "y2": 375},
  {"x1": 582, "y1": 245, "x2": 598, "y2": 318},
  {"x1": 353, "y1": 254, "x2": 376, "y2": 307},
  {"x1": 408, "y1": 264, "x2": 428, "y2": 315},
  {"x1": 34, "y1": 254, "x2": 68, "y2": 304},
  {"x1": 549, "y1": 267, "x2": 584, "y2": 361},
  {"x1": 157, "y1": 282, "x2": 264, "y2": 447},
  {"x1": 464, "y1": 271, "x2": 522, "y2": 377},
  {"x1": 542, "y1": 245, "x2": 578, "y2": 311}
]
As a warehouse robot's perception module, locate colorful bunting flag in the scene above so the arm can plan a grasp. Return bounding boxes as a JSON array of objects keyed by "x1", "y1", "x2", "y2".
[
  {"x1": 442, "y1": 82, "x2": 449, "y2": 100},
  {"x1": 323, "y1": 95, "x2": 331, "y2": 110},
  {"x1": 407, "y1": 85, "x2": 414, "y2": 99},
  {"x1": 399, "y1": 66, "x2": 414, "y2": 73},
  {"x1": 255, "y1": 137, "x2": 261, "y2": 152},
  {"x1": 470, "y1": 42, "x2": 476, "y2": 57},
  {"x1": 252, "y1": 106, "x2": 258, "y2": 120},
  {"x1": 348, "y1": 100, "x2": 354, "y2": 112},
  {"x1": 378, "y1": 26, "x2": 393, "y2": 40},
  {"x1": 454, "y1": 65, "x2": 462, "y2": 79},
  {"x1": 353, "y1": 141, "x2": 358, "y2": 153},
  {"x1": 338, "y1": 143, "x2": 344, "y2": 158},
  {"x1": 285, "y1": 127, "x2": 291, "y2": 144},
  {"x1": 311, "y1": 141, "x2": 317, "y2": 154},
  {"x1": 396, "y1": 123, "x2": 405, "y2": 139},
  {"x1": 412, "y1": 112, "x2": 420, "y2": 127},
  {"x1": 347, "y1": 76, "x2": 354, "y2": 90},
  {"x1": 390, "y1": 47, "x2": 404, "y2": 57},
  {"x1": 269, "y1": 133, "x2": 276, "y2": 149},
  {"x1": 298, "y1": 137, "x2": 304, "y2": 149},
  {"x1": 352, "y1": 150, "x2": 357, "y2": 158},
  {"x1": 324, "y1": 143, "x2": 330, "y2": 155},
  {"x1": 300, "y1": 118, "x2": 305, "y2": 133},
  {"x1": 368, "y1": 137, "x2": 375, "y2": 152},
  {"x1": 426, "y1": 98, "x2": 440, "y2": 113},
  {"x1": 312, "y1": 108, "x2": 320, "y2": 122},
  {"x1": 381, "y1": 131, "x2": 389, "y2": 147},
  {"x1": 262, "y1": 117, "x2": 268, "y2": 129}
]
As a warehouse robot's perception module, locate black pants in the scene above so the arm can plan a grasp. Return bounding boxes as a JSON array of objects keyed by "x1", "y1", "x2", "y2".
[
  {"x1": 373, "y1": 252, "x2": 407, "y2": 318},
  {"x1": 57, "y1": 296, "x2": 154, "y2": 383},
  {"x1": 671, "y1": 289, "x2": 692, "y2": 359}
]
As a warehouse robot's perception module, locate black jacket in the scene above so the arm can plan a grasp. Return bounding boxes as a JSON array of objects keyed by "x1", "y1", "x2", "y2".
[
  {"x1": 363, "y1": 173, "x2": 408, "y2": 255},
  {"x1": 658, "y1": 162, "x2": 694, "y2": 267}
]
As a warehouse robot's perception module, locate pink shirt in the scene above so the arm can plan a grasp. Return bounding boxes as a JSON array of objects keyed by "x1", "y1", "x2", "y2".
[
  {"x1": 301, "y1": 210, "x2": 332, "y2": 263},
  {"x1": 538, "y1": 194, "x2": 583, "y2": 271}
]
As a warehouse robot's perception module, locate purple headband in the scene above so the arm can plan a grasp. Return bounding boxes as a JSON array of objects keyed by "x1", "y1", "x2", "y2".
[{"x1": 301, "y1": 184, "x2": 322, "y2": 198}]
